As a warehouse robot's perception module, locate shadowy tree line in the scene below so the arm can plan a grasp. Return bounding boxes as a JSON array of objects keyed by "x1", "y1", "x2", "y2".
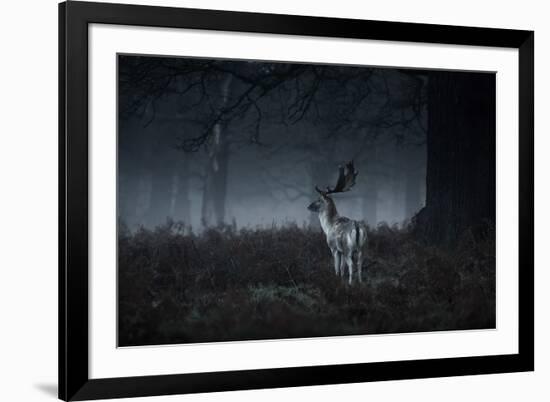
[{"x1": 119, "y1": 56, "x2": 495, "y2": 244}]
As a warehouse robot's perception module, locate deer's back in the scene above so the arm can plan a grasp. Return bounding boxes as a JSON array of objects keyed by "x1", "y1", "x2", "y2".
[{"x1": 326, "y1": 217, "x2": 367, "y2": 254}]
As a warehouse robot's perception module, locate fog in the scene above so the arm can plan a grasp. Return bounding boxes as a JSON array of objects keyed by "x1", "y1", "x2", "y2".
[{"x1": 118, "y1": 55, "x2": 427, "y2": 231}]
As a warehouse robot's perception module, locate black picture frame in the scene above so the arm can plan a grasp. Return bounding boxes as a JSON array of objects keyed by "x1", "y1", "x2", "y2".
[{"x1": 59, "y1": 1, "x2": 534, "y2": 400}]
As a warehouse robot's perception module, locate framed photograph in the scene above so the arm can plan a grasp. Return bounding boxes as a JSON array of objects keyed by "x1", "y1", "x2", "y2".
[{"x1": 59, "y1": 1, "x2": 534, "y2": 400}]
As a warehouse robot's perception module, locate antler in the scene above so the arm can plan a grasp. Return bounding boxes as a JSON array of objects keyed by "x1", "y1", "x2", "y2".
[{"x1": 315, "y1": 161, "x2": 358, "y2": 196}]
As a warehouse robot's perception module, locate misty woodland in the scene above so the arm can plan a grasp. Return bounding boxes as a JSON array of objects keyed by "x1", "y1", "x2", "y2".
[{"x1": 118, "y1": 55, "x2": 496, "y2": 346}]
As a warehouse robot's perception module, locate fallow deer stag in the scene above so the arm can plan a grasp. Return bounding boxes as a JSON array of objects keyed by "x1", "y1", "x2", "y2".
[{"x1": 307, "y1": 161, "x2": 367, "y2": 285}]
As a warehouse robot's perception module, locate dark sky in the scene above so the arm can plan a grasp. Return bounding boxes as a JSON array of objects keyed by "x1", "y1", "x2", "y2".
[{"x1": 118, "y1": 55, "x2": 427, "y2": 231}]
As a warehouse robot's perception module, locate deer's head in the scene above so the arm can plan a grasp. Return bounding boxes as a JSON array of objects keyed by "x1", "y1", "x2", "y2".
[
  {"x1": 307, "y1": 161, "x2": 358, "y2": 214},
  {"x1": 307, "y1": 194, "x2": 330, "y2": 213}
]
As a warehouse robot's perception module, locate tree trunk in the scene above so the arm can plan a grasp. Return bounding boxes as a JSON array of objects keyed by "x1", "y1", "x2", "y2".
[
  {"x1": 362, "y1": 192, "x2": 378, "y2": 228},
  {"x1": 134, "y1": 168, "x2": 152, "y2": 226},
  {"x1": 415, "y1": 71, "x2": 496, "y2": 244},
  {"x1": 405, "y1": 166, "x2": 423, "y2": 221},
  {"x1": 201, "y1": 75, "x2": 232, "y2": 227},
  {"x1": 146, "y1": 156, "x2": 173, "y2": 228},
  {"x1": 201, "y1": 133, "x2": 229, "y2": 227},
  {"x1": 388, "y1": 142, "x2": 405, "y2": 225},
  {"x1": 404, "y1": 146, "x2": 426, "y2": 221},
  {"x1": 363, "y1": 143, "x2": 379, "y2": 228},
  {"x1": 173, "y1": 155, "x2": 191, "y2": 225},
  {"x1": 137, "y1": 119, "x2": 173, "y2": 229}
]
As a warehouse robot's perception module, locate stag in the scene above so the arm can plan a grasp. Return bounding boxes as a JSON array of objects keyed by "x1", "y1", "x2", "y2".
[{"x1": 307, "y1": 161, "x2": 368, "y2": 285}]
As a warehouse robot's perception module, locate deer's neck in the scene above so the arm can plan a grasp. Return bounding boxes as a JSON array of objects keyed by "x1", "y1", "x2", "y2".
[{"x1": 319, "y1": 199, "x2": 338, "y2": 234}]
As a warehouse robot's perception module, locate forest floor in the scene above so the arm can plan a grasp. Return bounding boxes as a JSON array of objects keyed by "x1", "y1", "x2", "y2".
[{"x1": 118, "y1": 221, "x2": 495, "y2": 346}]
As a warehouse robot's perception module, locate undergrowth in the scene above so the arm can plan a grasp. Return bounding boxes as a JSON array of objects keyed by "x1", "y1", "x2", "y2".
[{"x1": 118, "y1": 221, "x2": 495, "y2": 346}]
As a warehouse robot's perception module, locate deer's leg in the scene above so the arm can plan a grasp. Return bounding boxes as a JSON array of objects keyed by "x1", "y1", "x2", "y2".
[
  {"x1": 346, "y1": 254, "x2": 354, "y2": 285},
  {"x1": 339, "y1": 253, "x2": 346, "y2": 277},
  {"x1": 357, "y1": 251, "x2": 363, "y2": 284},
  {"x1": 332, "y1": 250, "x2": 341, "y2": 276}
]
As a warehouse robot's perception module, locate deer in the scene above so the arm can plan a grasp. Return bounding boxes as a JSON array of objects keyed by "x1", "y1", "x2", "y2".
[{"x1": 307, "y1": 161, "x2": 368, "y2": 285}]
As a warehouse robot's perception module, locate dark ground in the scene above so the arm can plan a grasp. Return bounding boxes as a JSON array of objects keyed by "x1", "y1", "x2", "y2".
[{"x1": 118, "y1": 221, "x2": 495, "y2": 346}]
